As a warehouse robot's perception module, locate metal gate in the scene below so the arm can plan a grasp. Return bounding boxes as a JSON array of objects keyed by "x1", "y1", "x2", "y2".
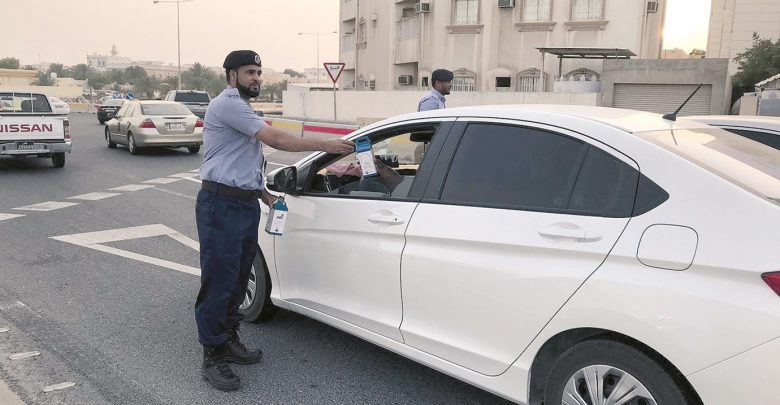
[{"x1": 613, "y1": 84, "x2": 713, "y2": 115}]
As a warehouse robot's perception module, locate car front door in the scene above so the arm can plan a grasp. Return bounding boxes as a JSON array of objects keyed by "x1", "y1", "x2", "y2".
[
  {"x1": 272, "y1": 120, "x2": 453, "y2": 341},
  {"x1": 399, "y1": 119, "x2": 641, "y2": 375}
]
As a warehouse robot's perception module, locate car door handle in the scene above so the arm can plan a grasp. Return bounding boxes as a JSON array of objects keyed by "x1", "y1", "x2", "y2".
[
  {"x1": 539, "y1": 223, "x2": 602, "y2": 242},
  {"x1": 367, "y1": 213, "x2": 405, "y2": 225}
]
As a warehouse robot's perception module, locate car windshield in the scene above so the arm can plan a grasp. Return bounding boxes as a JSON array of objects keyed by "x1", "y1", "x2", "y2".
[
  {"x1": 141, "y1": 103, "x2": 193, "y2": 116},
  {"x1": 103, "y1": 99, "x2": 125, "y2": 106},
  {"x1": 175, "y1": 93, "x2": 209, "y2": 103},
  {"x1": 638, "y1": 128, "x2": 780, "y2": 204}
]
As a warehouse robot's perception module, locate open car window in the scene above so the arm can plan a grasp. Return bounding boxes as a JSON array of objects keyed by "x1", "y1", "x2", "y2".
[{"x1": 305, "y1": 124, "x2": 439, "y2": 199}]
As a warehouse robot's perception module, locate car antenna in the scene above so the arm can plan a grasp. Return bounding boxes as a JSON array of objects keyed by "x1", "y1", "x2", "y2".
[{"x1": 662, "y1": 84, "x2": 703, "y2": 121}]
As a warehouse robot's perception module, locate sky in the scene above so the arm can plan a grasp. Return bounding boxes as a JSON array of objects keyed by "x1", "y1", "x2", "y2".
[{"x1": 1, "y1": 0, "x2": 711, "y2": 71}]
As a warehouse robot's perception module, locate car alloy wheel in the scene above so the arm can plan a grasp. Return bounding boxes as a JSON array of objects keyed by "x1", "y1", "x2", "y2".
[
  {"x1": 105, "y1": 128, "x2": 116, "y2": 148},
  {"x1": 238, "y1": 248, "x2": 277, "y2": 322},
  {"x1": 562, "y1": 365, "x2": 656, "y2": 405},
  {"x1": 128, "y1": 133, "x2": 139, "y2": 155}
]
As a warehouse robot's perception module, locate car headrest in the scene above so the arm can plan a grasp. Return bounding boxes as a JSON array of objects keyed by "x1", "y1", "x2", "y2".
[{"x1": 410, "y1": 131, "x2": 434, "y2": 143}]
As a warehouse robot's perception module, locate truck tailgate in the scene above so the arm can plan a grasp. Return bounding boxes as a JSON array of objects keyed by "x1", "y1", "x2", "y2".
[{"x1": 0, "y1": 116, "x2": 65, "y2": 141}]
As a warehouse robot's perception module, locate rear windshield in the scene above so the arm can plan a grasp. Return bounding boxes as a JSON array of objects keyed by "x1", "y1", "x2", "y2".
[
  {"x1": 103, "y1": 99, "x2": 126, "y2": 106},
  {"x1": 141, "y1": 103, "x2": 193, "y2": 116},
  {"x1": 0, "y1": 93, "x2": 52, "y2": 113},
  {"x1": 174, "y1": 93, "x2": 209, "y2": 103},
  {"x1": 638, "y1": 128, "x2": 780, "y2": 204}
]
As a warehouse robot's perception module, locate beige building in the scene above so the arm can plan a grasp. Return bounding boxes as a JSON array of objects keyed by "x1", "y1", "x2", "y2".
[
  {"x1": 706, "y1": 0, "x2": 780, "y2": 75},
  {"x1": 339, "y1": 0, "x2": 667, "y2": 92}
]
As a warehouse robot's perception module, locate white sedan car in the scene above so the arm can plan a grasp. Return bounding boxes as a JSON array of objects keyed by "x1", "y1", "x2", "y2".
[
  {"x1": 682, "y1": 114, "x2": 780, "y2": 150},
  {"x1": 241, "y1": 105, "x2": 780, "y2": 405},
  {"x1": 48, "y1": 96, "x2": 70, "y2": 115}
]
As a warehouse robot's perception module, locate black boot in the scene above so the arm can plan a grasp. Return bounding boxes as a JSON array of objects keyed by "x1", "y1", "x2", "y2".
[
  {"x1": 201, "y1": 346, "x2": 241, "y2": 391},
  {"x1": 224, "y1": 329, "x2": 263, "y2": 365}
]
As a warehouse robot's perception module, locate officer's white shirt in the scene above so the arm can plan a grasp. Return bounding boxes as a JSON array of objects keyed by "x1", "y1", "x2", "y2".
[{"x1": 199, "y1": 87, "x2": 268, "y2": 190}]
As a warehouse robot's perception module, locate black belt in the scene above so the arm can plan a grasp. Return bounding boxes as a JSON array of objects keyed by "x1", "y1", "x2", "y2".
[{"x1": 201, "y1": 180, "x2": 262, "y2": 201}]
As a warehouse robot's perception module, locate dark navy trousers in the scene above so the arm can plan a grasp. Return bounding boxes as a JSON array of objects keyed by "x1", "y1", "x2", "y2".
[{"x1": 195, "y1": 188, "x2": 261, "y2": 347}]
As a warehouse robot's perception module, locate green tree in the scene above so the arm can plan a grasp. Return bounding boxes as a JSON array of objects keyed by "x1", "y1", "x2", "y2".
[
  {"x1": 70, "y1": 63, "x2": 93, "y2": 80},
  {"x1": 689, "y1": 48, "x2": 706, "y2": 58},
  {"x1": 181, "y1": 62, "x2": 216, "y2": 90},
  {"x1": 134, "y1": 74, "x2": 161, "y2": 99},
  {"x1": 732, "y1": 33, "x2": 780, "y2": 99},
  {"x1": 86, "y1": 71, "x2": 109, "y2": 90},
  {"x1": 48, "y1": 63, "x2": 68, "y2": 78},
  {"x1": 206, "y1": 73, "x2": 227, "y2": 97},
  {"x1": 0, "y1": 57, "x2": 20, "y2": 69},
  {"x1": 33, "y1": 71, "x2": 55, "y2": 86},
  {"x1": 21, "y1": 65, "x2": 37, "y2": 70},
  {"x1": 283, "y1": 68, "x2": 305, "y2": 78},
  {"x1": 260, "y1": 80, "x2": 287, "y2": 102}
]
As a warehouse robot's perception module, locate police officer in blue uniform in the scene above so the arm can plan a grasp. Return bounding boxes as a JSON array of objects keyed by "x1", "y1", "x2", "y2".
[
  {"x1": 417, "y1": 69, "x2": 453, "y2": 112},
  {"x1": 196, "y1": 50, "x2": 354, "y2": 391}
]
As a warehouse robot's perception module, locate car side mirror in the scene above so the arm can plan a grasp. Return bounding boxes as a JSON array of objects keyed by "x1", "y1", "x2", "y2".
[{"x1": 266, "y1": 166, "x2": 297, "y2": 193}]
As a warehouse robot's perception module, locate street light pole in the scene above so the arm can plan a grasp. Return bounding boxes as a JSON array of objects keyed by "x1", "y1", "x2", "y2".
[
  {"x1": 153, "y1": 0, "x2": 194, "y2": 90},
  {"x1": 298, "y1": 31, "x2": 337, "y2": 83}
]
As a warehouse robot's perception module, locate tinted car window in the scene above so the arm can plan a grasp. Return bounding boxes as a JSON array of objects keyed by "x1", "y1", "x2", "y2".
[
  {"x1": 174, "y1": 93, "x2": 210, "y2": 103},
  {"x1": 568, "y1": 146, "x2": 639, "y2": 217},
  {"x1": 726, "y1": 128, "x2": 780, "y2": 151},
  {"x1": 440, "y1": 124, "x2": 587, "y2": 212}
]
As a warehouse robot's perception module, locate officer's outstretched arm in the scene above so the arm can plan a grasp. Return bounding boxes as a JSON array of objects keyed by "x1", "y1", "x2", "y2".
[{"x1": 255, "y1": 126, "x2": 354, "y2": 154}]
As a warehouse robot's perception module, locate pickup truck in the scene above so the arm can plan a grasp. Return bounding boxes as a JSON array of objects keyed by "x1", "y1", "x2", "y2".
[
  {"x1": 164, "y1": 90, "x2": 210, "y2": 118},
  {"x1": 0, "y1": 92, "x2": 71, "y2": 167}
]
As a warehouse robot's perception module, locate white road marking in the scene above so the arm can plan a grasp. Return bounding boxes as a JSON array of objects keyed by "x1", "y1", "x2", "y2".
[
  {"x1": 0, "y1": 327, "x2": 9, "y2": 333},
  {"x1": 153, "y1": 188, "x2": 196, "y2": 201},
  {"x1": 0, "y1": 213, "x2": 25, "y2": 221},
  {"x1": 266, "y1": 161, "x2": 286, "y2": 167},
  {"x1": 67, "y1": 192, "x2": 121, "y2": 201},
  {"x1": 169, "y1": 172, "x2": 198, "y2": 179},
  {"x1": 9, "y1": 351, "x2": 40, "y2": 360},
  {"x1": 13, "y1": 201, "x2": 79, "y2": 212},
  {"x1": 109, "y1": 184, "x2": 155, "y2": 192},
  {"x1": 188, "y1": 169, "x2": 199, "y2": 173},
  {"x1": 142, "y1": 177, "x2": 181, "y2": 185},
  {"x1": 51, "y1": 224, "x2": 201, "y2": 276},
  {"x1": 43, "y1": 382, "x2": 76, "y2": 393},
  {"x1": 183, "y1": 177, "x2": 202, "y2": 184},
  {"x1": 0, "y1": 301, "x2": 26, "y2": 310}
]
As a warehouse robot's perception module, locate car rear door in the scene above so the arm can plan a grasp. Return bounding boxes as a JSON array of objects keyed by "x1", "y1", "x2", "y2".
[{"x1": 399, "y1": 119, "x2": 641, "y2": 375}]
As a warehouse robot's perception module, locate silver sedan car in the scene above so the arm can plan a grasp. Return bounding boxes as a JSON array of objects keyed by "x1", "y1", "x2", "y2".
[{"x1": 104, "y1": 100, "x2": 203, "y2": 155}]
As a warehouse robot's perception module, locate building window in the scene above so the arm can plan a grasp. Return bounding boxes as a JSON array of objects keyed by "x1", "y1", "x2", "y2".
[
  {"x1": 523, "y1": 0, "x2": 551, "y2": 22},
  {"x1": 517, "y1": 68, "x2": 547, "y2": 92},
  {"x1": 454, "y1": 0, "x2": 479, "y2": 25},
  {"x1": 453, "y1": 69, "x2": 477, "y2": 91},
  {"x1": 571, "y1": 0, "x2": 603, "y2": 21},
  {"x1": 496, "y1": 77, "x2": 511, "y2": 88}
]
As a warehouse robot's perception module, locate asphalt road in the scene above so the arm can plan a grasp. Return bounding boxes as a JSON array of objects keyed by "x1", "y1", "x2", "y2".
[{"x1": 0, "y1": 113, "x2": 513, "y2": 404}]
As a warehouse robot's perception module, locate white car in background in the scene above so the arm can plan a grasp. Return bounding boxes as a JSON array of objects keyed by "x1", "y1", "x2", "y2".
[
  {"x1": 240, "y1": 106, "x2": 779, "y2": 405},
  {"x1": 48, "y1": 96, "x2": 70, "y2": 115},
  {"x1": 682, "y1": 114, "x2": 780, "y2": 150}
]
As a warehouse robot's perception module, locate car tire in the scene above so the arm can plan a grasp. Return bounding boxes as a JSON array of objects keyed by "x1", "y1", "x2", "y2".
[
  {"x1": 98, "y1": 119, "x2": 105, "y2": 125},
  {"x1": 187, "y1": 145, "x2": 200, "y2": 154},
  {"x1": 105, "y1": 128, "x2": 117, "y2": 149},
  {"x1": 128, "y1": 133, "x2": 140, "y2": 155},
  {"x1": 51, "y1": 153, "x2": 65, "y2": 168},
  {"x1": 544, "y1": 338, "x2": 694, "y2": 405},
  {"x1": 239, "y1": 248, "x2": 278, "y2": 323}
]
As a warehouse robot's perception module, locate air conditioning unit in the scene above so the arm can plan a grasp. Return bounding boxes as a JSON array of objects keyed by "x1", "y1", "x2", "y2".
[
  {"x1": 646, "y1": 1, "x2": 659, "y2": 13},
  {"x1": 414, "y1": 2, "x2": 431, "y2": 13},
  {"x1": 398, "y1": 75, "x2": 414, "y2": 85},
  {"x1": 498, "y1": 0, "x2": 515, "y2": 8}
]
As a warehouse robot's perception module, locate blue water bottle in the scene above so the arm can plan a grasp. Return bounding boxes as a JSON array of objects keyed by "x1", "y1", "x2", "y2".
[
  {"x1": 354, "y1": 136, "x2": 378, "y2": 177},
  {"x1": 264, "y1": 196, "x2": 288, "y2": 236}
]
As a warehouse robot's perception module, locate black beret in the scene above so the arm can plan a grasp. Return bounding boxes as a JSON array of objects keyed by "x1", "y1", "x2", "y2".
[
  {"x1": 223, "y1": 50, "x2": 262, "y2": 71},
  {"x1": 431, "y1": 69, "x2": 453, "y2": 83}
]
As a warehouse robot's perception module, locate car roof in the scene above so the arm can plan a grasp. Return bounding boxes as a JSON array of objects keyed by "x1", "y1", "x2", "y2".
[
  {"x1": 134, "y1": 100, "x2": 186, "y2": 105},
  {"x1": 365, "y1": 105, "x2": 712, "y2": 134},
  {"x1": 681, "y1": 115, "x2": 780, "y2": 132}
]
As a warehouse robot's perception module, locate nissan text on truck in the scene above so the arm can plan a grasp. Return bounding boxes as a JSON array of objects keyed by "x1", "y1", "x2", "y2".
[{"x1": 0, "y1": 92, "x2": 71, "y2": 167}]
